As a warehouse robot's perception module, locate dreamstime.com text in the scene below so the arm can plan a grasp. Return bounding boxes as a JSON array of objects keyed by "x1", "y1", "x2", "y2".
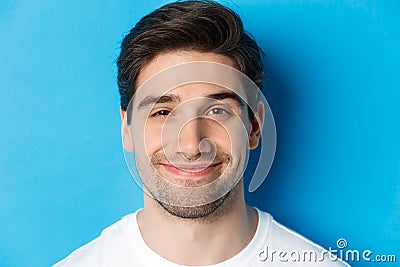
[{"x1": 258, "y1": 238, "x2": 396, "y2": 263}]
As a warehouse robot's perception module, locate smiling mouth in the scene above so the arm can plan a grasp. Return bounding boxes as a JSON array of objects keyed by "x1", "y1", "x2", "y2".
[{"x1": 160, "y1": 162, "x2": 223, "y2": 178}]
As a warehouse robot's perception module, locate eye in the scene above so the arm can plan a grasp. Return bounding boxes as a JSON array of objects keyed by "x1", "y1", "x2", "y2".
[
  {"x1": 205, "y1": 107, "x2": 232, "y2": 120},
  {"x1": 151, "y1": 109, "x2": 171, "y2": 118},
  {"x1": 207, "y1": 108, "x2": 227, "y2": 115}
]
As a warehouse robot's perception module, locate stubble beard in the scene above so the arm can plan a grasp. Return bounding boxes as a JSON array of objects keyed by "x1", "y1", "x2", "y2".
[
  {"x1": 136, "y1": 151, "x2": 243, "y2": 222},
  {"x1": 155, "y1": 181, "x2": 241, "y2": 221}
]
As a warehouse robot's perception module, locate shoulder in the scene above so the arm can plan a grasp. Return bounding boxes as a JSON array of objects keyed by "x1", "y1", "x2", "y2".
[
  {"x1": 257, "y1": 209, "x2": 350, "y2": 266},
  {"x1": 53, "y1": 212, "x2": 140, "y2": 267}
]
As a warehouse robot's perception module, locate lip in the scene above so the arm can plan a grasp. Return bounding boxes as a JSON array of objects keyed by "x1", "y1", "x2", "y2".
[{"x1": 160, "y1": 162, "x2": 222, "y2": 177}]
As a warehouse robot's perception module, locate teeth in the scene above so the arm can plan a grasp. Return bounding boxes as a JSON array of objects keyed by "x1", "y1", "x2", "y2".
[
  {"x1": 163, "y1": 162, "x2": 220, "y2": 172},
  {"x1": 178, "y1": 166, "x2": 208, "y2": 169},
  {"x1": 177, "y1": 167, "x2": 208, "y2": 171},
  {"x1": 180, "y1": 168, "x2": 206, "y2": 172},
  {"x1": 174, "y1": 164, "x2": 217, "y2": 170},
  {"x1": 170, "y1": 162, "x2": 219, "y2": 169}
]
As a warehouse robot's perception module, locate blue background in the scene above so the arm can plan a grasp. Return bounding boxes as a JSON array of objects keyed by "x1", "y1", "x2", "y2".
[{"x1": 1, "y1": 1, "x2": 399, "y2": 266}]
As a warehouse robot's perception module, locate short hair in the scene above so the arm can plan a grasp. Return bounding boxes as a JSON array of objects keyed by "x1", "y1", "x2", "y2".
[{"x1": 117, "y1": 0, "x2": 264, "y2": 114}]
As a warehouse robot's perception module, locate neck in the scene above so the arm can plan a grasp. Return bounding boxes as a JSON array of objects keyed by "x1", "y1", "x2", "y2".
[{"x1": 137, "y1": 181, "x2": 258, "y2": 265}]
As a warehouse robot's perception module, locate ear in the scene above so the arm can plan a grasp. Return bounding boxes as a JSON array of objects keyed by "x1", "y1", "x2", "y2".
[
  {"x1": 248, "y1": 101, "x2": 264, "y2": 150},
  {"x1": 120, "y1": 108, "x2": 134, "y2": 152}
]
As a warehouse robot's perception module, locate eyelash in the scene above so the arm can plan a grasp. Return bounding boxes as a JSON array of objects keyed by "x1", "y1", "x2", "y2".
[
  {"x1": 206, "y1": 107, "x2": 230, "y2": 116},
  {"x1": 150, "y1": 107, "x2": 232, "y2": 119},
  {"x1": 151, "y1": 109, "x2": 171, "y2": 118}
]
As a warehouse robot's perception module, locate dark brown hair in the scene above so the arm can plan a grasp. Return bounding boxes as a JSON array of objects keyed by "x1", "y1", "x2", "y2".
[{"x1": 117, "y1": 0, "x2": 264, "y2": 112}]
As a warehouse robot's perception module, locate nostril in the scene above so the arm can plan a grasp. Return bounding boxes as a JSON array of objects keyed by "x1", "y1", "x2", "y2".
[
  {"x1": 199, "y1": 138, "x2": 215, "y2": 154},
  {"x1": 180, "y1": 152, "x2": 202, "y2": 161}
]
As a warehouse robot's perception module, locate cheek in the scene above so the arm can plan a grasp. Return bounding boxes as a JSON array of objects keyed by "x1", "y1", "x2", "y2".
[
  {"x1": 209, "y1": 128, "x2": 231, "y2": 153},
  {"x1": 223, "y1": 121, "x2": 249, "y2": 156},
  {"x1": 210, "y1": 122, "x2": 248, "y2": 155},
  {"x1": 143, "y1": 122, "x2": 163, "y2": 156},
  {"x1": 131, "y1": 117, "x2": 164, "y2": 159}
]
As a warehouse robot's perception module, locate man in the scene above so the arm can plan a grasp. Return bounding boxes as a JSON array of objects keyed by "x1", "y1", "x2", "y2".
[{"x1": 54, "y1": 1, "x2": 349, "y2": 266}]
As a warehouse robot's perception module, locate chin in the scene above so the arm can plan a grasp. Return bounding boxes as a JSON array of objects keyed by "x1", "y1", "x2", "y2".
[{"x1": 156, "y1": 193, "x2": 228, "y2": 219}]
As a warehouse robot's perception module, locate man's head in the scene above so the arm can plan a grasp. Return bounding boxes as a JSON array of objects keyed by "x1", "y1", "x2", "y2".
[
  {"x1": 117, "y1": 0, "x2": 264, "y2": 113},
  {"x1": 118, "y1": 0, "x2": 265, "y2": 219}
]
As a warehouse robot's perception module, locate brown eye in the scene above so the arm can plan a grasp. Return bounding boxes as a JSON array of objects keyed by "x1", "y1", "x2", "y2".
[
  {"x1": 206, "y1": 107, "x2": 232, "y2": 121},
  {"x1": 157, "y1": 110, "x2": 170, "y2": 116},
  {"x1": 207, "y1": 108, "x2": 228, "y2": 116},
  {"x1": 209, "y1": 108, "x2": 224, "y2": 115},
  {"x1": 151, "y1": 109, "x2": 171, "y2": 118}
]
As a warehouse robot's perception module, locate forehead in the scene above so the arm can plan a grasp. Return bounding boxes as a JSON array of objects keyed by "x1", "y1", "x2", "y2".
[{"x1": 136, "y1": 50, "x2": 239, "y2": 90}]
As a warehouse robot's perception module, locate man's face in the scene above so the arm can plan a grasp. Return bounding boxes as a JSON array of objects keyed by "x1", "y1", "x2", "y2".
[{"x1": 122, "y1": 51, "x2": 262, "y2": 218}]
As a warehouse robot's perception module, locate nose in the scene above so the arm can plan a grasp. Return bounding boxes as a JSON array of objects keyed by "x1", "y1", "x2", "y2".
[{"x1": 178, "y1": 118, "x2": 210, "y2": 159}]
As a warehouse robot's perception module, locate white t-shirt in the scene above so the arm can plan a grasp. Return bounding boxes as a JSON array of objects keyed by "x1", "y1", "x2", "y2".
[{"x1": 54, "y1": 209, "x2": 350, "y2": 266}]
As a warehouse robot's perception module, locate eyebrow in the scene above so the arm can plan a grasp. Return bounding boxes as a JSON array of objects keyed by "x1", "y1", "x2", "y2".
[
  {"x1": 206, "y1": 92, "x2": 245, "y2": 108},
  {"x1": 136, "y1": 91, "x2": 245, "y2": 111},
  {"x1": 137, "y1": 94, "x2": 181, "y2": 111}
]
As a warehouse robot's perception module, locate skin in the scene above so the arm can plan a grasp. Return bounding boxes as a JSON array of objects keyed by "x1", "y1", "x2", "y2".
[{"x1": 120, "y1": 50, "x2": 264, "y2": 265}]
